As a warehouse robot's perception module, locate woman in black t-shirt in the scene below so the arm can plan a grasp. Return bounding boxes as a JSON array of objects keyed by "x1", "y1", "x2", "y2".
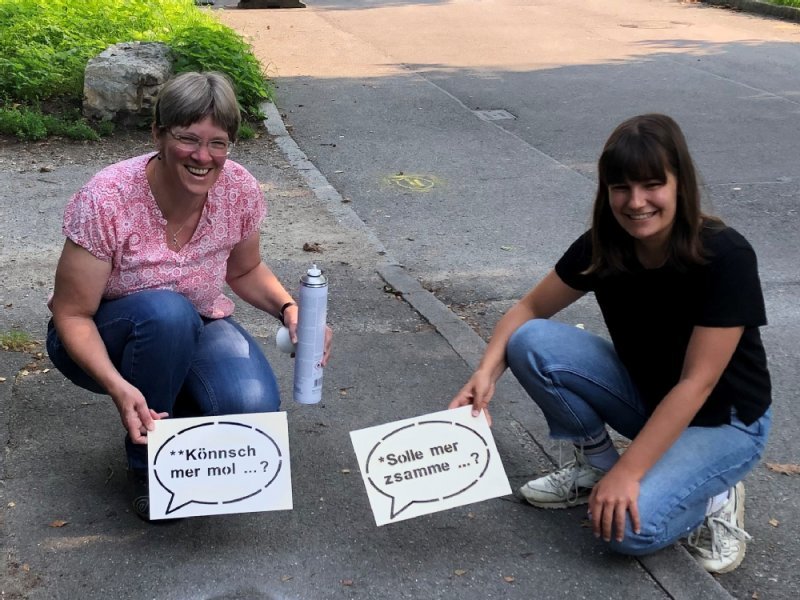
[{"x1": 449, "y1": 114, "x2": 771, "y2": 574}]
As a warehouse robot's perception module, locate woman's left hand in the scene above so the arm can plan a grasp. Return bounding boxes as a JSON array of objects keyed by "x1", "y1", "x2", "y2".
[
  {"x1": 320, "y1": 325, "x2": 333, "y2": 366},
  {"x1": 588, "y1": 465, "x2": 641, "y2": 543},
  {"x1": 285, "y1": 304, "x2": 333, "y2": 366}
]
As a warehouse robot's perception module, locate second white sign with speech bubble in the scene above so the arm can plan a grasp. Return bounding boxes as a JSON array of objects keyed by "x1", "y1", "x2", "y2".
[
  {"x1": 147, "y1": 412, "x2": 292, "y2": 519},
  {"x1": 350, "y1": 406, "x2": 511, "y2": 526}
]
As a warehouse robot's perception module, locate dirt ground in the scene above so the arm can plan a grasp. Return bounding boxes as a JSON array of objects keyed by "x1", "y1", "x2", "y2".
[
  {"x1": 0, "y1": 127, "x2": 299, "y2": 173},
  {"x1": 0, "y1": 129, "x2": 153, "y2": 171}
]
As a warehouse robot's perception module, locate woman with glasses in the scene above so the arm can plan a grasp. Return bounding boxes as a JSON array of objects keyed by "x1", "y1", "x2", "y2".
[{"x1": 46, "y1": 71, "x2": 331, "y2": 521}]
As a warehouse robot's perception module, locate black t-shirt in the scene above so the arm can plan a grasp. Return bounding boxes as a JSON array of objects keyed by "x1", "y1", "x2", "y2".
[{"x1": 555, "y1": 225, "x2": 771, "y2": 426}]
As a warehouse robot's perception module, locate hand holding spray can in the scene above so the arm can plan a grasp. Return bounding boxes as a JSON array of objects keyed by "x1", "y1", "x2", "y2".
[{"x1": 293, "y1": 264, "x2": 328, "y2": 404}]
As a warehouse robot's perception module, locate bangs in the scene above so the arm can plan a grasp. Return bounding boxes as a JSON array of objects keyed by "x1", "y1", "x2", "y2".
[
  {"x1": 155, "y1": 72, "x2": 240, "y2": 140},
  {"x1": 600, "y1": 133, "x2": 668, "y2": 185}
]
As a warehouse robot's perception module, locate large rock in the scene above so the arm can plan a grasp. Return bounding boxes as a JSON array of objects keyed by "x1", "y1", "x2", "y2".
[{"x1": 83, "y1": 42, "x2": 174, "y2": 122}]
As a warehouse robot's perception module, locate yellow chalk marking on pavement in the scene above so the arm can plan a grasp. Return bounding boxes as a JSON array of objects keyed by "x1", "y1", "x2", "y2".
[{"x1": 388, "y1": 174, "x2": 437, "y2": 192}]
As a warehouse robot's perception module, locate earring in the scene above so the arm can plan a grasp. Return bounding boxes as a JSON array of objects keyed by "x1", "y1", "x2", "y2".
[{"x1": 156, "y1": 153, "x2": 162, "y2": 161}]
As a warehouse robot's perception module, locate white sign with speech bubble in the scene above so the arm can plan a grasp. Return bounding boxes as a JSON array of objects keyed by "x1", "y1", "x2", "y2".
[
  {"x1": 349, "y1": 406, "x2": 511, "y2": 526},
  {"x1": 147, "y1": 412, "x2": 292, "y2": 519}
]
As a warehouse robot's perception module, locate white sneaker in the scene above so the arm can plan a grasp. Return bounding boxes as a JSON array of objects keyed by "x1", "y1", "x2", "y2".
[
  {"x1": 687, "y1": 482, "x2": 752, "y2": 574},
  {"x1": 519, "y1": 451, "x2": 605, "y2": 509}
]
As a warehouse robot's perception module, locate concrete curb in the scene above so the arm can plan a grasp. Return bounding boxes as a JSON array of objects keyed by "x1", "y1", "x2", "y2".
[
  {"x1": 703, "y1": 0, "x2": 800, "y2": 23},
  {"x1": 259, "y1": 101, "x2": 734, "y2": 600},
  {"x1": 261, "y1": 102, "x2": 394, "y2": 263}
]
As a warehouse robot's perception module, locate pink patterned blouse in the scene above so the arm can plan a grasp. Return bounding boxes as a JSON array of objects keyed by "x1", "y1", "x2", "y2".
[{"x1": 61, "y1": 153, "x2": 266, "y2": 318}]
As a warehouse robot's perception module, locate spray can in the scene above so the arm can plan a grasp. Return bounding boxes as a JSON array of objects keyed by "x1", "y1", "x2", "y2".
[{"x1": 293, "y1": 264, "x2": 328, "y2": 404}]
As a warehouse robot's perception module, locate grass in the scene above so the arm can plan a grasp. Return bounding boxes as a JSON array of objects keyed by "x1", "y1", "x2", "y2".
[
  {"x1": 767, "y1": 0, "x2": 800, "y2": 7},
  {"x1": 0, "y1": 0, "x2": 272, "y2": 141},
  {"x1": 0, "y1": 330, "x2": 37, "y2": 352}
]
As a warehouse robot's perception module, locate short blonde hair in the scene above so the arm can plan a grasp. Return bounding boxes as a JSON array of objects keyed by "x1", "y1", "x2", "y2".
[{"x1": 154, "y1": 71, "x2": 241, "y2": 141}]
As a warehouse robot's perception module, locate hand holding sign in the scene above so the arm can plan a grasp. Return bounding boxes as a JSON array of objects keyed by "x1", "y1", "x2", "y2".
[
  {"x1": 350, "y1": 406, "x2": 511, "y2": 525},
  {"x1": 147, "y1": 413, "x2": 292, "y2": 519}
]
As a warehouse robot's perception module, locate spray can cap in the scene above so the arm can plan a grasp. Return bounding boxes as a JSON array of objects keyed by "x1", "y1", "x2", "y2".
[{"x1": 301, "y1": 264, "x2": 327, "y2": 287}]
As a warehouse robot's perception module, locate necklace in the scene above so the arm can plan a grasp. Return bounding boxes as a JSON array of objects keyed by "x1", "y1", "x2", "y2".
[
  {"x1": 166, "y1": 209, "x2": 201, "y2": 251},
  {"x1": 148, "y1": 159, "x2": 204, "y2": 251},
  {"x1": 168, "y1": 222, "x2": 188, "y2": 250}
]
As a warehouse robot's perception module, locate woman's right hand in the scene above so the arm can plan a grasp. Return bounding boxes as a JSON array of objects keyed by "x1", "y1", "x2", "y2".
[
  {"x1": 109, "y1": 381, "x2": 166, "y2": 444},
  {"x1": 449, "y1": 369, "x2": 495, "y2": 425}
]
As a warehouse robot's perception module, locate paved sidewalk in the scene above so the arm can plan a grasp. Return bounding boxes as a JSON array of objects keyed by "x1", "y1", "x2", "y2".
[{"x1": 0, "y1": 106, "x2": 733, "y2": 599}]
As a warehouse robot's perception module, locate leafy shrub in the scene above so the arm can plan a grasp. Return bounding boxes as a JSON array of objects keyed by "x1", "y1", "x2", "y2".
[
  {"x1": 171, "y1": 23, "x2": 270, "y2": 119},
  {"x1": 0, "y1": 105, "x2": 107, "y2": 140},
  {"x1": 0, "y1": 0, "x2": 271, "y2": 139},
  {"x1": 0, "y1": 106, "x2": 48, "y2": 140}
]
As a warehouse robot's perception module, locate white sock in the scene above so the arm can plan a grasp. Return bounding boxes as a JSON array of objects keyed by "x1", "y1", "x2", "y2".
[{"x1": 706, "y1": 490, "x2": 730, "y2": 516}]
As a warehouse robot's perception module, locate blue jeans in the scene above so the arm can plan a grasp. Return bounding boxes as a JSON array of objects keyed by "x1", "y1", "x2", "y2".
[
  {"x1": 506, "y1": 319, "x2": 771, "y2": 556},
  {"x1": 47, "y1": 290, "x2": 281, "y2": 471}
]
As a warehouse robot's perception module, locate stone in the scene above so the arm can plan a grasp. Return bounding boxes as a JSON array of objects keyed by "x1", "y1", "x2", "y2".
[{"x1": 83, "y1": 42, "x2": 174, "y2": 122}]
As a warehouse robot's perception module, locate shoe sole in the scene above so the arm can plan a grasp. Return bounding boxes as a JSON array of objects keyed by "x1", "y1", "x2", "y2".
[{"x1": 519, "y1": 489, "x2": 591, "y2": 509}]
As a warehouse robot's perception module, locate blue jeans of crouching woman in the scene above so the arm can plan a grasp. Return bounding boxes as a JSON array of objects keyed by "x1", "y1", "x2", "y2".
[
  {"x1": 505, "y1": 318, "x2": 771, "y2": 556},
  {"x1": 46, "y1": 289, "x2": 281, "y2": 471}
]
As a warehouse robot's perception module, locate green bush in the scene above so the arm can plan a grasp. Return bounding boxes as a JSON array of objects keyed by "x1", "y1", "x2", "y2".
[
  {"x1": 0, "y1": 107, "x2": 48, "y2": 140},
  {"x1": 0, "y1": 0, "x2": 271, "y2": 140},
  {"x1": 0, "y1": 105, "x2": 108, "y2": 141},
  {"x1": 171, "y1": 24, "x2": 270, "y2": 119}
]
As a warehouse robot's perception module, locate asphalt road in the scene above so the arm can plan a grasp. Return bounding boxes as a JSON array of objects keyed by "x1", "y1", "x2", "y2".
[{"x1": 219, "y1": 1, "x2": 800, "y2": 598}]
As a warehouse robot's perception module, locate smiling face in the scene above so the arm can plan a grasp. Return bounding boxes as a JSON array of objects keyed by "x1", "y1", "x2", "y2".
[
  {"x1": 608, "y1": 170, "x2": 678, "y2": 258},
  {"x1": 154, "y1": 116, "x2": 230, "y2": 201},
  {"x1": 589, "y1": 114, "x2": 707, "y2": 273}
]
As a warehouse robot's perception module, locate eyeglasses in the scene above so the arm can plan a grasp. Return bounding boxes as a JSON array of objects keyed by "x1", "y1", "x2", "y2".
[{"x1": 168, "y1": 129, "x2": 234, "y2": 157}]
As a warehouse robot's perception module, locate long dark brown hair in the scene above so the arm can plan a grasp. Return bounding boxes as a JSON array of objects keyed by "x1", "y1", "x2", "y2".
[{"x1": 587, "y1": 114, "x2": 722, "y2": 275}]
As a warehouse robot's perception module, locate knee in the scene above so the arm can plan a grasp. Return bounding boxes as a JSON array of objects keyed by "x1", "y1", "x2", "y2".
[
  {"x1": 506, "y1": 319, "x2": 554, "y2": 374},
  {"x1": 608, "y1": 533, "x2": 656, "y2": 556},
  {"x1": 129, "y1": 291, "x2": 202, "y2": 338},
  {"x1": 219, "y1": 376, "x2": 281, "y2": 414},
  {"x1": 242, "y1": 382, "x2": 281, "y2": 413},
  {"x1": 506, "y1": 319, "x2": 564, "y2": 377},
  {"x1": 606, "y1": 523, "x2": 672, "y2": 556},
  {"x1": 247, "y1": 372, "x2": 281, "y2": 412}
]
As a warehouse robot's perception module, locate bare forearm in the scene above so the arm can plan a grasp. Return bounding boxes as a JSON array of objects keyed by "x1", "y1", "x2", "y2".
[
  {"x1": 614, "y1": 380, "x2": 711, "y2": 479},
  {"x1": 476, "y1": 270, "x2": 584, "y2": 383},
  {"x1": 478, "y1": 301, "x2": 537, "y2": 382},
  {"x1": 227, "y1": 262, "x2": 294, "y2": 317},
  {"x1": 617, "y1": 325, "x2": 745, "y2": 481},
  {"x1": 52, "y1": 315, "x2": 128, "y2": 396}
]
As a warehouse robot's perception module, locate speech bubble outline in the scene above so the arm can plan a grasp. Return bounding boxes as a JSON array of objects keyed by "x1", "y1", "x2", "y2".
[
  {"x1": 152, "y1": 420, "x2": 284, "y2": 515},
  {"x1": 364, "y1": 419, "x2": 491, "y2": 519}
]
